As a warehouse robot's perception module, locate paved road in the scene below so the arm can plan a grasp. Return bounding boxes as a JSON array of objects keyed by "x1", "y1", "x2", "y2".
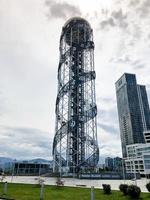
[{"x1": 0, "y1": 176, "x2": 149, "y2": 192}]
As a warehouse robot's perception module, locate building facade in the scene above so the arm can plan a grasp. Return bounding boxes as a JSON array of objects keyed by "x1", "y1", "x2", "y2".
[
  {"x1": 144, "y1": 130, "x2": 150, "y2": 143},
  {"x1": 125, "y1": 143, "x2": 150, "y2": 175},
  {"x1": 105, "y1": 157, "x2": 113, "y2": 171},
  {"x1": 116, "y1": 73, "x2": 150, "y2": 157},
  {"x1": 105, "y1": 157, "x2": 122, "y2": 172},
  {"x1": 113, "y1": 157, "x2": 122, "y2": 172}
]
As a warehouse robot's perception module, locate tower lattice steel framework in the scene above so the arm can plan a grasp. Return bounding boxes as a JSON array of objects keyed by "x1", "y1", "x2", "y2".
[{"x1": 53, "y1": 17, "x2": 99, "y2": 174}]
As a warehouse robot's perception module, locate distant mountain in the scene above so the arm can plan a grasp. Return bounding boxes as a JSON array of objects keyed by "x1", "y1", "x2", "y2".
[
  {"x1": 29, "y1": 158, "x2": 52, "y2": 164},
  {"x1": 0, "y1": 157, "x2": 13, "y2": 170},
  {"x1": 0, "y1": 157, "x2": 13, "y2": 163}
]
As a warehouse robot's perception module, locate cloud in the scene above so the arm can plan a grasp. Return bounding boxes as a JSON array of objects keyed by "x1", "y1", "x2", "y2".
[
  {"x1": 98, "y1": 123, "x2": 118, "y2": 135},
  {"x1": 45, "y1": 0, "x2": 81, "y2": 20},
  {"x1": 99, "y1": 8, "x2": 128, "y2": 30},
  {"x1": 111, "y1": 9, "x2": 128, "y2": 28},
  {"x1": 97, "y1": 97, "x2": 116, "y2": 104},
  {"x1": 0, "y1": 89, "x2": 7, "y2": 117},
  {"x1": 138, "y1": 0, "x2": 150, "y2": 18},
  {"x1": 98, "y1": 106, "x2": 118, "y2": 123},
  {"x1": 98, "y1": 130, "x2": 122, "y2": 158},
  {"x1": 100, "y1": 18, "x2": 115, "y2": 29},
  {"x1": 0, "y1": 126, "x2": 52, "y2": 160},
  {"x1": 98, "y1": 0, "x2": 150, "y2": 50},
  {"x1": 111, "y1": 55, "x2": 146, "y2": 70},
  {"x1": 128, "y1": 0, "x2": 140, "y2": 7}
]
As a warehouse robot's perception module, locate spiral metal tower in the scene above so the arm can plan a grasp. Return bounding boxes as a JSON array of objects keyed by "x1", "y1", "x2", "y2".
[{"x1": 53, "y1": 17, "x2": 99, "y2": 174}]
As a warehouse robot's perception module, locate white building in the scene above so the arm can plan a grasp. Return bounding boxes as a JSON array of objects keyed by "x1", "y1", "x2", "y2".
[
  {"x1": 125, "y1": 143, "x2": 150, "y2": 175},
  {"x1": 144, "y1": 130, "x2": 150, "y2": 143}
]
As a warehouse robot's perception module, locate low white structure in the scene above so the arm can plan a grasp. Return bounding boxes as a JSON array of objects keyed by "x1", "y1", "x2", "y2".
[
  {"x1": 125, "y1": 143, "x2": 150, "y2": 175},
  {"x1": 144, "y1": 130, "x2": 150, "y2": 143}
]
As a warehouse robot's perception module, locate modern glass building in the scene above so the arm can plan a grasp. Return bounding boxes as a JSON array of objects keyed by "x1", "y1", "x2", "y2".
[
  {"x1": 115, "y1": 73, "x2": 150, "y2": 158},
  {"x1": 105, "y1": 157, "x2": 113, "y2": 171},
  {"x1": 113, "y1": 157, "x2": 122, "y2": 172}
]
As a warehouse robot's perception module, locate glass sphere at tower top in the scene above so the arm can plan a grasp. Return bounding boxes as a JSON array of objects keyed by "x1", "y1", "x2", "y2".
[{"x1": 63, "y1": 17, "x2": 91, "y2": 46}]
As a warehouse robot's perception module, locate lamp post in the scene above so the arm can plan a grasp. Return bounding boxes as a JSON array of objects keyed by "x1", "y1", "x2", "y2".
[
  {"x1": 132, "y1": 157, "x2": 137, "y2": 186},
  {"x1": 39, "y1": 162, "x2": 41, "y2": 177},
  {"x1": 91, "y1": 186, "x2": 94, "y2": 200},
  {"x1": 121, "y1": 158, "x2": 125, "y2": 183},
  {"x1": 11, "y1": 160, "x2": 15, "y2": 183}
]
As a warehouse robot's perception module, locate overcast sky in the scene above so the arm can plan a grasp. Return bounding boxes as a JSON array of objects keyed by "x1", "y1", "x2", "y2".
[{"x1": 0, "y1": 0, "x2": 150, "y2": 162}]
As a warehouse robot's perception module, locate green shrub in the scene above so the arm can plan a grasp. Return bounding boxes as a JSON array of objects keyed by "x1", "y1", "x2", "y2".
[
  {"x1": 119, "y1": 184, "x2": 128, "y2": 195},
  {"x1": 127, "y1": 185, "x2": 141, "y2": 199},
  {"x1": 102, "y1": 184, "x2": 111, "y2": 194},
  {"x1": 146, "y1": 182, "x2": 150, "y2": 192}
]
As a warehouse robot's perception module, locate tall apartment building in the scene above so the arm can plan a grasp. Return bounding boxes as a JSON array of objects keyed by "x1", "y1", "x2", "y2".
[
  {"x1": 116, "y1": 73, "x2": 150, "y2": 157},
  {"x1": 105, "y1": 157, "x2": 122, "y2": 171},
  {"x1": 105, "y1": 157, "x2": 113, "y2": 171}
]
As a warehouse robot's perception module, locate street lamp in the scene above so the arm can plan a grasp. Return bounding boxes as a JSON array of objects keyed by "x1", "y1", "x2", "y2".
[
  {"x1": 11, "y1": 159, "x2": 15, "y2": 183},
  {"x1": 121, "y1": 158, "x2": 125, "y2": 183}
]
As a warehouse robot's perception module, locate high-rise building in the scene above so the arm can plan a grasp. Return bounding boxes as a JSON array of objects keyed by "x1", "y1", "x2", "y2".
[
  {"x1": 113, "y1": 157, "x2": 122, "y2": 172},
  {"x1": 116, "y1": 73, "x2": 150, "y2": 157},
  {"x1": 53, "y1": 17, "x2": 99, "y2": 174},
  {"x1": 105, "y1": 157, "x2": 113, "y2": 171},
  {"x1": 104, "y1": 157, "x2": 122, "y2": 171}
]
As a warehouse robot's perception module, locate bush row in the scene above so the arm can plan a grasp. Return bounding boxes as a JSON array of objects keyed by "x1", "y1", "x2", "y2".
[
  {"x1": 102, "y1": 182, "x2": 150, "y2": 199},
  {"x1": 119, "y1": 184, "x2": 141, "y2": 198}
]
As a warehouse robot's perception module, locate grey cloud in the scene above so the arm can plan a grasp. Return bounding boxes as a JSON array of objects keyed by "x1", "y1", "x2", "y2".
[
  {"x1": 112, "y1": 56, "x2": 132, "y2": 64},
  {"x1": 100, "y1": 145, "x2": 107, "y2": 150},
  {"x1": 111, "y1": 55, "x2": 146, "y2": 70},
  {"x1": 98, "y1": 123, "x2": 118, "y2": 135},
  {"x1": 100, "y1": 18, "x2": 115, "y2": 29},
  {"x1": 97, "y1": 0, "x2": 150, "y2": 50},
  {"x1": 148, "y1": 33, "x2": 150, "y2": 39},
  {"x1": 0, "y1": 126, "x2": 52, "y2": 160},
  {"x1": 128, "y1": 40, "x2": 135, "y2": 46},
  {"x1": 97, "y1": 106, "x2": 119, "y2": 133},
  {"x1": 45, "y1": 0, "x2": 81, "y2": 20},
  {"x1": 133, "y1": 63, "x2": 145, "y2": 70},
  {"x1": 147, "y1": 84, "x2": 150, "y2": 89},
  {"x1": 132, "y1": 24, "x2": 142, "y2": 39},
  {"x1": 111, "y1": 9, "x2": 126, "y2": 20},
  {"x1": 146, "y1": 85, "x2": 150, "y2": 93},
  {"x1": 100, "y1": 9, "x2": 128, "y2": 30},
  {"x1": 118, "y1": 55, "x2": 131, "y2": 63},
  {"x1": 0, "y1": 89, "x2": 6, "y2": 116},
  {"x1": 130, "y1": 59, "x2": 145, "y2": 70},
  {"x1": 129, "y1": 0, "x2": 140, "y2": 7},
  {"x1": 111, "y1": 9, "x2": 128, "y2": 28},
  {"x1": 138, "y1": 0, "x2": 150, "y2": 18},
  {"x1": 101, "y1": 9, "x2": 109, "y2": 16},
  {"x1": 97, "y1": 97, "x2": 116, "y2": 104},
  {"x1": 98, "y1": 107, "x2": 118, "y2": 122}
]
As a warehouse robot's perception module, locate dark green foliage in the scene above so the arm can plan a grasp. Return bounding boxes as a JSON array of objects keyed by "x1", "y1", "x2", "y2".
[
  {"x1": 119, "y1": 184, "x2": 128, "y2": 195},
  {"x1": 146, "y1": 182, "x2": 150, "y2": 192},
  {"x1": 127, "y1": 185, "x2": 141, "y2": 199},
  {"x1": 102, "y1": 184, "x2": 111, "y2": 194}
]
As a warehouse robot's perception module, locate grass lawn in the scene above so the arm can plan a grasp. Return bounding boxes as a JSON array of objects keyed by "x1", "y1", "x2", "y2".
[{"x1": 0, "y1": 183, "x2": 150, "y2": 200}]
